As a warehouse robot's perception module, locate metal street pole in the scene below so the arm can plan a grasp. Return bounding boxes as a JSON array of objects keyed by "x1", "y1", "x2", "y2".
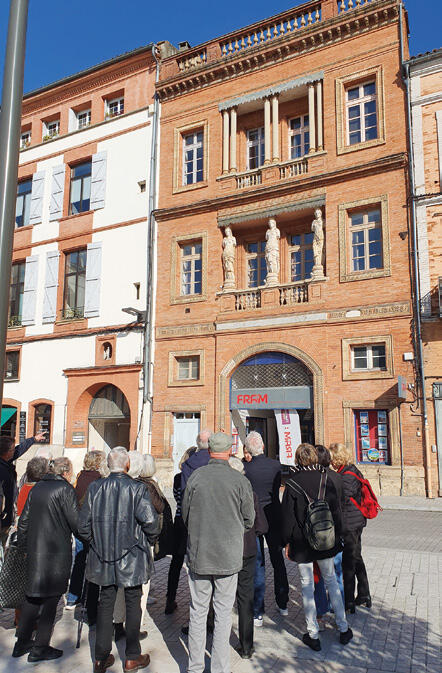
[{"x1": 0, "y1": 0, "x2": 29, "y2": 409}]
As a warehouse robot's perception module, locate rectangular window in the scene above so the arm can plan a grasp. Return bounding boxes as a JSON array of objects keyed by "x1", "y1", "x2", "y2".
[
  {"x1": 43, "y1": 120, "x2": 60, "y2": 140},
  {"x1": 354, "y1": 409, "x2": 390, "y2": 464},
  {"x1": 180, "y1": 242, "x2": 202, "y2": 296},
  {"x1": 106, "y1": 97, "x2": 124, "y2": 118},
  {"x1": 20, "y1": 131, "x2": 31, "y2": 149},
  {"x1": 346, "y1": 81, "x2": 377, "y2": 146},
  {"x1": 63, "y1": 249, "x2": 87, "y2": 319},
  {"x1": 350, "y1": 208, "x2": 382, "y2": 272},
  {"x1": 9, "y1": 262, "x2": 25, "y2": 326},
  {"x1": 15, "y1": 179, "x2": 33, "y2": 228},
  {"x1": 289, "y1": 115, "x2": 310, "y2": 159},
  {"x1": 77, "y1": 109, "x2": 91, "y2": 129},
  {"x1": 351, "y1": 344, "x2": 386, "y2": 371},
  {"x1": 183, "y1": 131, "x2": 204, "y2": 185},
  {"x1": 246, "y1": 241, "x2": 267, "y2": 287},
  {"x1": 177, "y1": 356, "x2": 200, "y2": 381},
  {"x1": 247, "y1": 128, "x2": 265, "y2": 170},
  {"x1": 289, "y1": 233, "x2": 314, "y2": 281},
  {"x1": 69, "y1": 161, "x2": 92, "y2": 215},
  {"x1": 4, "y1": 351, "x2": 19, "y2": 380}
]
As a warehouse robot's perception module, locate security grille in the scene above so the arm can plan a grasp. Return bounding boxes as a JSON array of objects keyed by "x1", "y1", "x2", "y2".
[{"x1": 231, "y1": 360, "x2": 312, "y2": 390}]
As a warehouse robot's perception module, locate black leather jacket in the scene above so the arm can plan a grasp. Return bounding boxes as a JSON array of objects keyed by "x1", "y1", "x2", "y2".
[
  {"x1": 17, "y1": 473, "x2": 79, "y2": 597},
  {"x1": 78, "y1": 472, "x2": 160, "y2": 588}
]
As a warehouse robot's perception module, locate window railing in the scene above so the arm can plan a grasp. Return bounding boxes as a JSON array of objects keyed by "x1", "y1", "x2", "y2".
[
  {"x1": 279, "y1": 157, "x2": 309, "y2": 179},
  {"x1": 60, "y1": 306, "x2": 85, "y2": 321},
  {"x1": 8, "y1": 315, "x2": 22, "y2": 328}
]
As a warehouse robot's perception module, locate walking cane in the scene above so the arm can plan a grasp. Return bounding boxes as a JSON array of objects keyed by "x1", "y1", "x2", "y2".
[{"x1": 76, "y1": 555, "x2": 89, "y2": 649}]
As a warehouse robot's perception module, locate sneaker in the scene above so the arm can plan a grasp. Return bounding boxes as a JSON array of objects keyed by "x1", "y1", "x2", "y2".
[
  {"x1": 253, "y1": 616, "x2": 263, "y2": 628},
  {"x1": 12, "y1": 639, "x2": 34, "y2": 658},
  {"x1": 302, "y1": 633, "x2": 321, "y2": 651},
  {"x1": 28, "y1": 645, "x2": 63, "y2": 662},
  {"x1": 340, "y1": 628, "x2": 353, "y2": 645},
  {"x1": 277, "y1": 606, "x2": 288, "y2": 616}
]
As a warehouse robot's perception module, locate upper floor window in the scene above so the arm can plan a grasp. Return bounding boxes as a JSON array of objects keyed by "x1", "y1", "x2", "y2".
[
  {"x1": 69, "y1": 161, "x2": 92, "y2": 215},
  {"x1": 77, "y1": 109, "x2": 91, "y2": 130},
  {"x1": 289, "y1": 233, "x2": 314, "y2": 281},
  {"x1": 246, "y1": 241, "x2": 267, "y2": 287},
  {"x1": 43, "y1": 119, "x2": 60, "y2": 141},
  {"x1": 15, "y1": 179, "x2": 32, "y2": 228},
  {"x1": 183, "y1": 131, "x2": 204, "y2": 185},
  {"x1": 351, "y1": 344, "x2": 386, "y2": 371},
  {"x1": 346, "y1": 81, "x2": 377, "y2": 146},
  {"x1": 247, "y1": 128, "x2": 265, "y2": 170},
  {"x1": 20, "y1": 131, "x2": 31, "y2": 149},
  {"x1": 289, "y1": 116, "x2": 309, "y2": 159},
  {"x1": 180, "y1": 242, "x2": 202, "y2": 296},
  {"x1": 9, "y1": 262, "x2": 25, "y2": 326},
  {"x1": 350, "y1": 208, "x2": 382, "y2": 272},
  {"x1": 177, "y1": 355, "x2": 200, "y2": 381},
  {"x1": 4, "y1": 350, "x2": 20, "y2": 380},
  {"x1": 106, "y1": 97, "x2": 124, "y2": 118},
  {"x1": 63, "y1": 249, "x2": 87, "y2": 319}
]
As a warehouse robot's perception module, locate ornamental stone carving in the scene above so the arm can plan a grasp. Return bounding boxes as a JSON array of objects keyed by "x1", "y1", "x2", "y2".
[
  {"x1": 265, "y1": 218, "x2": 280, "y2": 286},
  {"x1": 222, "y1": 226, "x2": 237, "y2": 289},
  {"x1": 311, "y1": 208, "x2": 325, "y2": 280}
]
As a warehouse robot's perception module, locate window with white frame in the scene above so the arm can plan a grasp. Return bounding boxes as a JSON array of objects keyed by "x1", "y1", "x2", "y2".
[
  {"x1": 183, "y1": 131, "x2": 204, "y2": 185},
  {"x1": 43, "y1": 119, "x2": 60, "y2": 140},
  {"x1": 177, "y1": 355, "x2": 200, "y2": 381},
  {"x1": 350, "y1": 208, "x2": 382, "y2": 272},
  {"x1": 77, "y1": 109, "x2": 91, "y2": 130},
  {"x1": 106, "y1": 97, "x2": 124, "y2": 118},
  {"x1": 180, "y1": 241, "x2": 202, "y2": 295},
  {"x1": 247, "y1": 127, "x2": 265, "y2": 170},
  {"x1": 246, "y1": 241, "x2": 267, "y2": 287},
  {"x1": 289, "y1": 115, "x2": 310, "y2": 159},
  {"x1": 15, "y1": 179, "x2": 32, "y2": 228},
  {"x1": 69, "y1": 161, "x2": 92, "y2": 215},
  {"x1": 289, "y1": 233, "x2": 314, "y2": 281},
  {"x1": 20, "y1": 131, "x2": 31, "y2": 149},
  {"x1": 346, "y1": 81, "x2": 377, "y2": 145},
  {"x1": 351, "y1": 344, "x2": 386, "y2": 371}
]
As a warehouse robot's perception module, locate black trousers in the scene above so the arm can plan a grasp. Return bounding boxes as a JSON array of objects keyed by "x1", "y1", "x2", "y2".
[
  {"x1": 86, "y1": 582, "x2": 100, "y2": 624},
  {"x1": 342, "y1": 528, "x2": 370, "y2": 606},
  {"x1": 17, "y1": 594, "x2": 60, "y2": 647},
  {"x1": 264, "y1": 528, "x2": 289, "y2": 609},
  {"x1": 166, "y1": 517, "x2": 187, "y2": 602},
  {"x1": 95, "y1": 585, "x2": 142, "y2": 661},
  {"x1": 236, "y1": 555, "x2": 255, "y2": 654}
]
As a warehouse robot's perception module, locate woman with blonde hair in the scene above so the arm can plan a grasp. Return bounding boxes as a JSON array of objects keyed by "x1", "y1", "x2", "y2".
[{"x1": 329, "y1": 442, "x2": 371, "y2": 613}]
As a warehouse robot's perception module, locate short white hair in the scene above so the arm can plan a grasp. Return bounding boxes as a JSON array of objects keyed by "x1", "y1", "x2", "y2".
[
  {"x1": 127, "y1": 451, "x2": 144, "y2": 478},
  {"x1": 108, "y1": 447, "x2": 129, "y2": 473},
  {"x1": 196, "y1": 429, "x2": 211, "y2": 451},
  {"x1": 244, "y1": 431, "x2": 265, "y2": 457},
  {"x1": 140, "y1": 454, "x2": 156, "y2": 478},
  {"x1": 229, "y1": 456, "x2": 244, "y2": 474}
]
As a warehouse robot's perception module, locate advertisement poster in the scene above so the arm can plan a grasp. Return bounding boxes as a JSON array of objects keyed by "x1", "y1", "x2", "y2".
[
  {"x1": 360, "y1": 411, "x2": 369, "y2": 424},
  {"x1": 360, "y1": 424, "x2": 369, "y2": 436},
  {"x1": 275, "y1": 409, "x2": 301, "y2": 467},
  {"x1": 378, "y1": 436, "x2": 387, "y2": 449},
  {"x1": 377, "y1": 410, "x2": 387, "y2": 422},
  {"x1": 361, "y1": 437, "x2": 370, "y2": 450},
  {"x1": 378, "y1": 424, "x2": 387, "y2": 436}
]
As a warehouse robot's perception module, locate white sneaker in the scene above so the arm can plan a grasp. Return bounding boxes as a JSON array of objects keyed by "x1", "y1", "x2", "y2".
[
  {"x1": 254, "y1": 616, "x2": 263, "y2": 627},
  {"x1": 278, "y1": 606, "x2": 288, "y2": 616}
]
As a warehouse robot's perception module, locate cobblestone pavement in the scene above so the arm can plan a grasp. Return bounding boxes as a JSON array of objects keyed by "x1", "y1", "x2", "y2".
[{"x1": 0, "y1": 510, "x2": 440, "y2": 673}]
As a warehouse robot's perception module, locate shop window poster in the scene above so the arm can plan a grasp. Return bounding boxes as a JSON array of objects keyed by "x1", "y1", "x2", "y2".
[
  {"x1": 377, "y1": 410, "x2": 387, "y2": 422},
  {"x1": 378, "y1": 436, "x2": 387, "y2": 449},
  {"x1": 360, "y1": 411, "x2": 369, "y2": 424},
  {"x1": 378, "y1": 424, "x2": 387, "y2": 436},
  {"x1": 360, "y1": 424, "x2": 369, "y2": 436},
  {"x1": 361, "y1": 437, "x2": 370, "y2": 449}
]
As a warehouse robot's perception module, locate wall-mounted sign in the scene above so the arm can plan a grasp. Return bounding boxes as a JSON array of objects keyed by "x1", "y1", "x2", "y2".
[
  {"x1": 433, "y1": 382, "x2": 442, "y2": 399},
  {"x1": 72, "y1": 431, "x2": 85, "y2": 444},
  {"x1": 19, "y1": 411, "x2": 26, "y2": 443},
  {"x1": 230, "y1": 386, "x2": 312, "y2": 410}
]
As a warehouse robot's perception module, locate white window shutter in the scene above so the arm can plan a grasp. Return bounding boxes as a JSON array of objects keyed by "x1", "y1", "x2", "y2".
[
  {"x1": 42, "y1": 251, "x2": 60, "y2": 323},
  {"x1": 21, "y1": 256, "x2": 39, "y2": 326},
  {"x1": 90, "y1": 151, "x2": 107, "y2": 210},
  {"x1": 29, "y1": 171, "x2": 45, "y2": 225},
  {"x1": 49, "y1": 164, "x2": 65, "y2": 221},
  {"x1": 84, "y1": 242, "x2": 102, "y2": 318}
]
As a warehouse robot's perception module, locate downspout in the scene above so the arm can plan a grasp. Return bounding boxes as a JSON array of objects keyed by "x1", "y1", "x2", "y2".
[
  {"x1": 400, "y1": 3, "x2": 433, "y2": 497},
  {"x1": 143, "y1": 44, "x2": 160, "y2": 451}
]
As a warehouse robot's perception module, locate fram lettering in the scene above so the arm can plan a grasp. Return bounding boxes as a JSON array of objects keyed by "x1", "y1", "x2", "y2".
[
  {"x1": 236, "y1": 394, "x2": 268, "y2": 404},
  {"x1": 284, "y1": 430, "x2": 293, "y2": 459}
]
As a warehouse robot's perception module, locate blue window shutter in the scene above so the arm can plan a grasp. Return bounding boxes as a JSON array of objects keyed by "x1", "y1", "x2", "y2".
[
  {"x1": 22, "y1": 255, "x2": 39, "y2": 326},
  {"x1": 84, "y1": 242, "x2": 102, "y2": 318},
  {"x1": 42, "y1": 251, "x2": 60, "y2": 323},
  {"x1": 90, "y1": 151, "x2": 107, "y2": 210},
  {"x1": 49, "y1": 164, "x2": 65, "y2": 221},
  {"x1": 29, "y1": 171, "x2": 45, "y2": 225}
]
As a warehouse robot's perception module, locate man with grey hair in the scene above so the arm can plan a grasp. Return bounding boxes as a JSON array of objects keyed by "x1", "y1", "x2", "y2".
[
  {"x1": 243, "y1": 431, "x2": 289, "y2": 623},
  {"x1": 79, "y1": 447, "x2": 160, "y2": 673},
  {"x1": 180, "y1": 429, "x2": 211, "y2": 495}
]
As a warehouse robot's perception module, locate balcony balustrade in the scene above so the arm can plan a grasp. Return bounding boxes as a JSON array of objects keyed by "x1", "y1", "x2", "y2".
[
  {"x1": 236, "y1": 170, "x2": 263, "y2": 189},
  {"x1": 338, "y1": 0, "x2": 375, "y2": 15},
  {"x1": 235, "y1": 289, "x2": 261, "y2": 310},
  {"x1": 279, "y1": 282, "x2": 309, "y2": 305},
  {"x1": 177, "y1": 49, "x2": 207, "y2": 72},
  {"x1": 279, "y1": 157, "x2": 309, "y2": 179}
]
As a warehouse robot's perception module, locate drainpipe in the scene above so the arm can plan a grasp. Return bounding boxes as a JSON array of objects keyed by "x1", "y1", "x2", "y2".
[
  {"x1": 400, "y1": 3, "x2": 433, "y2": 497},
  {"x1": 142, "y1": 44, "x2": 160, "y2": 452}
]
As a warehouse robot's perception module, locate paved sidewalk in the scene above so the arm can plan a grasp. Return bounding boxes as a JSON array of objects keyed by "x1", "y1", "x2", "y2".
[{"x1": 378, "y1": 496, "x2": 442, "y2": 512}]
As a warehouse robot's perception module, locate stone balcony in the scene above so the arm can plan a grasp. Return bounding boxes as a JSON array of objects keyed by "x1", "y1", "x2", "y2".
[{"x1": 216, "y1": 277, "x2": 327, "y2": 314}]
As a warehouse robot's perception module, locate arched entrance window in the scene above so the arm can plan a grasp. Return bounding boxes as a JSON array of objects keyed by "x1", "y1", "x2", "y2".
[{"x1": 88, "y1": 385, "x2": 130, "y2": 452}]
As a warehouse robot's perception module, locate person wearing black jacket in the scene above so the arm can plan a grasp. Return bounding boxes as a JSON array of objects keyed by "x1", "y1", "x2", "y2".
[
  {"x1": 281, "y1": 443, "x2": 353, "y2": 652},
  {"x1": 14, "y1": 457, "x2": 79, "y2": 662},
  {"x1": 330, "y1": 442, "x2": 371, "y2": 612}
]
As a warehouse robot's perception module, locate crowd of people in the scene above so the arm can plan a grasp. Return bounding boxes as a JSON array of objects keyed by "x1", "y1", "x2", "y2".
[{"x1": 0, "y1": 428, "x2": 372, "y2": 673}]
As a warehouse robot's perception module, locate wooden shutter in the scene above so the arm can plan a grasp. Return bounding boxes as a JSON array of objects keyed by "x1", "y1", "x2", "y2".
[
  {"x1": 29, "y1": 171, "x2": 45, "y2": 225},
  {"x1": 90, "y1": 151, "x2": 107, "y2": 210},
  {"x1": 84, "y1": 242, "x2": 102, "y2": 318},
  {"x1": 42, "y1": 251, "x2": 60, "y2": 323},
  {"x1": 49, "y1": 164, "x2": 65, "y2": 221},
  {"x1": 21, "y1": 256, "x2": 39, "y2": 326}
]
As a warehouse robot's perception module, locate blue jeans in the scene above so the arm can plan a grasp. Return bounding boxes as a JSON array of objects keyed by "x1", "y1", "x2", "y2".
[
  {"x1": 314, "y1": 551, "x2": 344, "y2": 616},
  {"x1": 253, "y1": 536, "x2": 265, "y2": 618},
  {"x1": 66, "y1": 538, "x2": 83, "y2": 604}
]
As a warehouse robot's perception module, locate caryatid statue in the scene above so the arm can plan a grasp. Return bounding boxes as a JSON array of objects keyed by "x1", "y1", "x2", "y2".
[
  {"x1": 265, "y1": 218, "x2": 280, "y2": 286},
  {"x1": 222, "y1": 226, "x2": 237, "y2": 289},
  {"x1": 311, "y1": 208, "x2": 325, "y2": 279}
]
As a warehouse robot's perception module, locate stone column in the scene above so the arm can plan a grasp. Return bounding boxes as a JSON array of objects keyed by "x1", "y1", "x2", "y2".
[
  {"x1": 316, "y1": 80, "x2": 323, "y2": 151},
  {"x1": 222, "y1": 109, "x2": 229, "y2": 175},
  {"x1": 308, "y1": 83, "x2": 316, "y2": 153},
  {"x1": 264, "y1": 97, "x2": 271, "y2": 165},
  {"x1": 229, "y1": 107, "x2": 237, "y2": 173},
  {"x1": 272, "y1": 95, "x2": 279, "y2": 162}
]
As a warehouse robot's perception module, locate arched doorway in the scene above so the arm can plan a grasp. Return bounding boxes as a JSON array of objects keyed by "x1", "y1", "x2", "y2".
[{"x1": 88, "y1": 384, "x2": 130, "y2": 453}]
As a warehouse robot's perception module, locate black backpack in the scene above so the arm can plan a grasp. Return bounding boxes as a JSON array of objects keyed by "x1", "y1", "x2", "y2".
[{"x1": 287, "y1": 472, "x2": 335, "y2": 552}]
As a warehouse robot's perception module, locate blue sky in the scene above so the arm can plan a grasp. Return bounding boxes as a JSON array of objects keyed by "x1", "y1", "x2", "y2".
[{"x1": 0, "y1": 0, "x2": 441, "y2": 97}]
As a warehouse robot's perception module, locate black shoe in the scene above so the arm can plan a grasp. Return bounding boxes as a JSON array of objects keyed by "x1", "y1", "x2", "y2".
[
  {"x1": 345, "y1": 603, "x2": 356, "y2": 614},
  {"x1": 139, "y1": 630, "x2": 148, "y2": 641},
  {"x1": 114, "y1": 622, "x2": 126, "y2": 641},
  {"x1": 165, "y1": 599, "x2": 177, "y2": 615},
  {"x1": 12, "y1": 639, "x2": 34, "y2": 658},
  {"x1": 235, "y1": 645, "x2": 255, "y2": 659},
  {"x1": 355, "y1": 595, "x2": 372, "y2": 608},
  {"x1": 302, "y1": 633, "x2": 321, "y2": 651},
  {"x1": 28, "y1": 645, "x2": 63, "y2": 662},
  {"x1": 340, "y1": 628, "x2": 353, "y2": 645}
]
